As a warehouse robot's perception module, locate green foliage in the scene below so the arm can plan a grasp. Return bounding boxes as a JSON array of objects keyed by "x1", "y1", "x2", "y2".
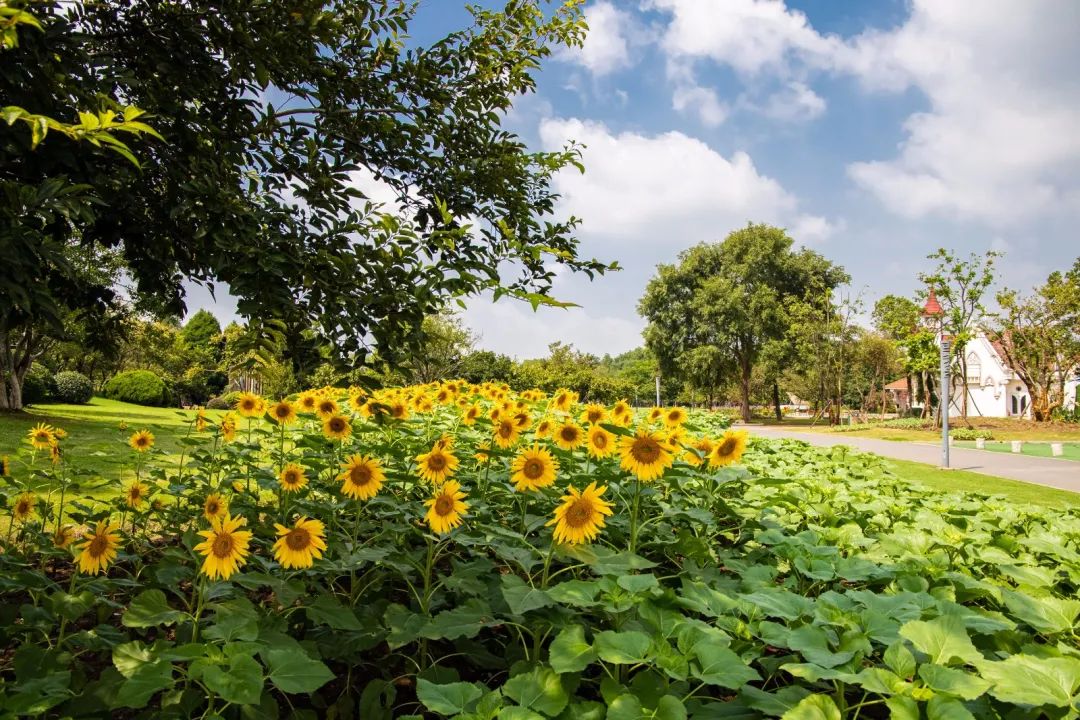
[
  {"x1": 51, "y1": 370, "x2": 92, "y2": 404},
  {"x1": 949, "y1": 428, "x2": 993, "y2": 441},
  {"x1": 103, "y1": 369, "x2": 169, "y2": 407},
  {"x1": 207, "y1": 391, "x2": 242, "y2": 411},
  {"x1": 21, "y1": 362, "x2": 55, "y2": 404},
  {"x1": 180, "y1": 309, "x2": 222, "y2": 352}
]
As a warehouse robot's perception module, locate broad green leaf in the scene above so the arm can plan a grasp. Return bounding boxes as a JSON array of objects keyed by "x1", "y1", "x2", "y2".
[
  {"x1": 616, "y1": 574, "x2": 659, "y2": 593},
  {"x1": 548, "y1": 625, "x2": 596, "y2": 674},
  {"x1": 1002, "y1": 591, "x2": 1080, "y2": 635},
  {"x1": 595, "y1": 630, "x2": 651, "y2": 664},
  {"x1": 114, "y1": 660, "x2": 173, "y2": 708},
  {"x1": 918, "y1": 665, "x2": 990, "y2": 700},
  {"x1": 421, "y1": 599, "x2": 493, "y2": 640},
  {"x1": 203, "y1": 597, "x2": 260, "y2": 642},
  {"x1": 678, "y1": 579, "x2": 739, "y2": 617},
  {"x1": 653, "y1": 695, "x2": 688, "y2": 720},
  {"x1": 546, "y1": 580, "x2": 600, "y2": 607},
  {"x1": 306, "y1": 595, "x2": 364, "y2": 630},
  {"x1": 899, "y1": 616, "x2": 982, "y2": 666},
  {"x1": 502, "y1": 666, "x2": 568, "y2": 717},
  {"x1": 416, "y1": 679, "x2": 485, "y2": 716},
  {"x1": 885, "y1": 695, "x2": 920, "y2": 720},
  {"x1": 499, "y1": 708, "x2": 544, "y2": 720},
  {"x1": 113, "y1": 641, "x2": 155, "y2": 679},
  {"x1": 740, "y1": 686, "x2": 812, "y2": 716},
  {"x1": 926, "y1": 695, "x2": 976, "y2": 720},
  {"x1": 780, "y1": 694, "x2": 841, "y2": 720},
  {"x1": 501, "y1": 575, "x2": 554, "y2": 616},
  {"x1": 201, "y1": 653, "x2": 262, "y2": 706},
  {"x1": 884, "y1": 641, "x2": 916, "y2": 679},
  {"x1": 786, "y1": 625, "x2": 855, "y2": 668},
  {"x1": 122, "y1": 589, "x2": 185, "y2": 628},
  {"x1": 384, "y1": 603, "x2": 425, "y2": 648},
  {"x1": 976, "y1": 654, "x2": 1080, "y2": 707},
  {"x1": 692, "y1": 644, "x2": 761, "y2": 689},
  {"x1": 606, "y1": 694, "x2": 644, "y2": 720},
  {"x1": 263, "y1": 648, "x2": 334, "y2": 694}
]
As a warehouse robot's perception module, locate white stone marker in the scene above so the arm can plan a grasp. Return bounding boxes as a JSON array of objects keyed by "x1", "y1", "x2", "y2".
[
  {"x1": 975, "y1": 438, "x2": 985, "y2": 449},
  {"x1": 1011, "y1": 440, "x2": 1023, "y2": 453},
  {"x1": 1051, "y1": 443, "x2": 1064, "y2": 457}
]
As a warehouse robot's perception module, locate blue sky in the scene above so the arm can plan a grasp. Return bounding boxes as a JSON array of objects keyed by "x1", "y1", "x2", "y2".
[{"x1": 189, "y1": 0, "x2": 1080, "y2": 359}]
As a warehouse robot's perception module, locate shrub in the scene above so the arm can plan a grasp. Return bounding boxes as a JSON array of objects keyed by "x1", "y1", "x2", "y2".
[
  {"x1": 951, "y1": 428, "x2": 994, "y2": 440},
  {"x1": 206, "y1": 391, "x2": 241, "y2": 410},
  {"x1": 22, "y1": 363, "x2": 56, "y2": 404},
  {"x1": 53, "y1": 371, "x2": 93, "y2": 404},
  {"x1": 103, "y1": 370, "x2": 170, "y2": 406}
]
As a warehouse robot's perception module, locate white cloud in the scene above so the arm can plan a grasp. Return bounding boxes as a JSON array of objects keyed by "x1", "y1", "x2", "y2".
[
  {"x1": 561, "y1": 1, "x2": 635, "y2": 77},
  {"x1": 538, "y1": 117, "x2": 827, "y2": 244},
  {"x1": 671, "y1": 83, "x2": 728, "y2": 126},
  {"x1": 761, "y1": 81, "x2": 826, "y2": 122}
]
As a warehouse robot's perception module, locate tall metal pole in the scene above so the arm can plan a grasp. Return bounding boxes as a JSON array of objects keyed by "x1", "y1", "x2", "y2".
[
  {"x1": 655, "y1": 375, "x2": 661, "y2": 407},
  {"x1": 940, "y1": 333, "x2": 951, "y2": 468}
]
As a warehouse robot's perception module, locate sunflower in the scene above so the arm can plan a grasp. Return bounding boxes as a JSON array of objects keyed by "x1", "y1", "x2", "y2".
[
  {"x1": 235, "y1": 391, "x2": 265, "y2": 418},
  {"x1": 611, "y1": 400, "x2": 631, "y2": 419},
  {"x1": 684, "y1": 436, "x2": 714, "y2": 467},
  {"x1": 203, "y1": 492, "x2": 227, "y2": 521},
  {"x1": 534, "y1": 416, "x2": 555, "y2": 439},
  {"x1": 462, "y1": 404, "x2": 483, "y2": 425},
  {"x1": 510, "y1": 445, "x2": 558, "y2": 492},
  {"x1": 27, "y1": 422, "x2": 56, "y2": 449},
  {"x1": 551, "y1": 388, "x2": 577, "y2": 412},
  {"x1": 579, "y1": 404, "x2": 607, "y2": 426},
  {"x1": 220, "y1": 412, "x2": 238, "y2": 442},
  {"x1": 53, "y1": 524, "x2": 75, "y2": 549},
  {"x1": 663, "y1": 407, "x2": 688, "y2": 427},
  {"x1": 388, "y1": 400, "x2": 409, "y2": 420},
  {"x1": 297, "y1": 391, "x2": 318, "y2": 414},
  {"x1": 195, "y1": 408, "x2": 208, "y2": 432},
  {"x1": 414, "y1": 396, "x2": 435, "y2": 414},
  {"x1": 279, "y1": 463, "x2": 309, "y2": 493},
  {"x1": 268, "y1": 399, "x2": 298, "y2": 425},
  {"x1": 338, "y1": 454, "x2": 385, "y2": 501},
  {"x1": 124, "y1": 480, "x2": 149, "y2": 509},
  {"x1": 424, "y1": 480, "x2": 468, "y2": 534},
  {"x1": 53, "y1": 427, "x2": 68, "y2": 440},
  {"x1": 323, "y1": 414, "x2": 352, "y2": 441},
  {"x1": 493, "y1": 418, "x2": 521, "y2": 449},
  {"x1": 273, "y1": 517, "x2": 328, "y2": 569},
  {"x1": 709, "y1": 429, "x2": 749, "y2": 468},
  {"x1": 76, "y1": 521, "x2": 121, "y2": 575},
  {"x1": 547, "y1": 482, "x2": 614, "y2": 545},
  {"x1": 586, "y1": 425, "x2": 617, "y2": 459},
  {"x1": 416, "y1": 445, "x2": 459, "y2": 485},
  {"x1": 49, "y1": 441, "x2": 61, "y2": 465},
  {"x1": 314, "y1": 396, "x2": 339, "y2": 419},
  {"x1": 553, "y1": 421, "x2": 585, "y2": 451},
  {"x1": 475, "y1": 442, "x2": 491, "y2": 463},
  {"x1": 195, "y1": 513, "x2": 252, "y2": 580},
  {"x1": 648, "y1": 406, "x2": 664, "y2": 422},
  {"x1": 618, "y1": 429, "x2": 675, "y2": 481},
  {"x1": 12, "y1": 492, "x2": 36, "y2": 522},
  {"x1": 128, "y1": 430, "x2": 155, "y2": 452}
]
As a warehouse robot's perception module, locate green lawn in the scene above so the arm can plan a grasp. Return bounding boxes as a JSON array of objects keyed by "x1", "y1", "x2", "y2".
[
  {"x1": 954, "y1": 440, "x2": 1080, "y2": 462},
  {"x1": 882, "y1": 458, "x2": 1080, "y2": 508},
  {"x1": 1, "y1": 397, "x2": 208, "y2": 483}
]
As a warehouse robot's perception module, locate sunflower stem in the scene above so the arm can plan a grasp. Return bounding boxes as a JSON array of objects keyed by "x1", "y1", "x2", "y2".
[{"x1": 629, "y1": 479, "x2": 643, "y2": 556}]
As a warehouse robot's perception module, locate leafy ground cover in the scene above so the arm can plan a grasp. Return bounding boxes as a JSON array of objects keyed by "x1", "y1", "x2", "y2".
[
  {"x1": 881, "y1": 459, "x2": 1080, "y2": 509},
  {"x1": 2, "y1": 385, "x2": 1080, "y2": 719}
]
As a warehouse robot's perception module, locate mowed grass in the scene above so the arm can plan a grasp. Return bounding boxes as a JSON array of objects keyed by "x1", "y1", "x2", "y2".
[
  {"x1": 0, "y1": 398, "x2": 212, "y2": 489},
  {"x1": 883, "y1": 458, "x2": 1080, "y2": 508},
  {"x1": 788, "y1": 417, "x2": 1080, "y2": 443},
  {"x1": 954, "y1": 440, "x2": 1080, "y2": 461}
]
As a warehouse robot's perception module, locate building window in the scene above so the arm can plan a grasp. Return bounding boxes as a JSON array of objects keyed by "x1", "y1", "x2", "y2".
[{"x1": 966, "y1": 353, "x2": 981, "y2": 384}]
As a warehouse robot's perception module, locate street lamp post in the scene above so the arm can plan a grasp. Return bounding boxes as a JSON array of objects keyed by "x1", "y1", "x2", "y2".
[{"x1": 922, "y1": 288, "x2": 950, "y2": 468}]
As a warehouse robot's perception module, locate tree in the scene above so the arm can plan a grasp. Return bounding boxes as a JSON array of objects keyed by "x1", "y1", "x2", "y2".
[
  {"x1": 639, "y1": 224, "x2": 847, "y2": 422},
  {"x1": 989, "y1": 261, "x2": 1080, "y2": 421},
  {"x1": 181, "y1": 310, "x2": 222, "y2": 353},
  {"x1": 1, "y1": 0, "x2": 612, "y2": 408},
  {"x1": 406, "y1": 313, "x2": 477, "y2": 384},
  {"x1": 919, "y1": 248, "x2": 1001, "y2": 419}
]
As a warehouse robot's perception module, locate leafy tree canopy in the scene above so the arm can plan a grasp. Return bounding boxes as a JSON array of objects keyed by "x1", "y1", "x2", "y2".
[{"x1": 1, "y1": 0, "x2": 611, "y2": 384}]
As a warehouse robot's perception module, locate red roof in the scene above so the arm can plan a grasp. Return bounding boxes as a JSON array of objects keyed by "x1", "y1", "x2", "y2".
[
  {"x1": 884, "y1": 378, "x2": 910, "y2": 391},
  {"x1": 922, "y1": 287, "x2": 943, "y2": 317}
]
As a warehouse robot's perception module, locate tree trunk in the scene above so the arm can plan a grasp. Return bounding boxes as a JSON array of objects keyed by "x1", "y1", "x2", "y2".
[
  {"x1": 905, "y1": 374, "x2": 913, "y2": 418},
  {"x1": 959, "y1": 354, "x2": 968, "y2": 419},
  {"x1": 0, "y1": 327, "x2": 34, "y2": 411},
  {"x1": 739, "y1": 357, "x2": 752, "y2": 423},
  {"x1": 772, "y1": 380, "x2": 782, "y2": 422}
]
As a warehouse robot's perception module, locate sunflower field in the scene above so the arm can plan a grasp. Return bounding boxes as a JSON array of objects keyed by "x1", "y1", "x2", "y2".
[{"x1": 2, "y1": 383, "x2": 1080, "y2": 719}]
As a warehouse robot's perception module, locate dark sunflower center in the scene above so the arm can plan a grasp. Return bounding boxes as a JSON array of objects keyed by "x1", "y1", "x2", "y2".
[
  {"x1": 718, "y1": 438, "x2": 737, "y2": 456},
  {"x1": 631, "y1": 438, "x2": 660, "y2": 463},
  {"x1": 286, "y1": 528, "x2": 311, "y2": 551},
  {"x1": 136, "y1": 437, "x2": 148, "y2": 447},
  {"x1": 211, "y1": 533, "x2": 235, "y2": 558},
  {"x1": 349, "y1": 465, "x2": 372, "y2": 485},
  {"x1": 588, "y1": 411, "x2": 602, "y2": 422},
  {"x1": 129, "y1": 488, "x2": 142, "y2": 500},
  {"x1": 668, "y1": 411, "x2": 680, "y2": 421},
  {"x1": 15, "y1": 499, "x2": 31, "y2": 515},
  {"x1": 242, "y1": 400, "x2": 255, "y2": 410},
  {"x1": 275, "y1": 406, "x2": 290, "y2": 418},
  {"x1": 87, "y1": 534, "x2": 109, "y2": 557},
  {"x1": 206, "y1": 500, "x2": 219, "y2": 514},
  {"x1": 427, "y1": 454, "x2": 447, "y2": 471},
  {"x1": 561, "y1": 427, "x2": 578, "y2": 442},
  {"x1": 391, "y1": 405, "x2": 405, "y2": 418},
  {"x1": 434, "y1": 494, "x2": 454, "y2": 515},
  {"x1": 566, "y1": 500, "x2": 592, "y2": 527},
  {"x1": 498, "y1": 423, "x2": 514, "y2": 438},
  {"x1": 592, "y1": 434, "x2": 608, "y2": 448},
  {"x1": 329, "y1": 418, "x2": 346, "y2": 432},
  {"x1": 524, "y1": 459, "x2": 545, "y2": 480},
  {"x1": 284, "y1": 471, "x2": 299, "y2": 485},
  {"x1": 319, "y1": 402, "x2": 334, "y2": 413}
]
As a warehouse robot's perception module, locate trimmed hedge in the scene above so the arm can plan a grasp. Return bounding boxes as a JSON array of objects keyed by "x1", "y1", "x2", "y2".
[
  {"x1": 206, "y1": 391, "x2": 241, "y2": 410},
  {"x1": 22, "y1": 364, "x2": 55, "y2": 405},
  {"x1": 103, "y1": 370, "x2": 171, "y2": 407},
  {"x1": 53, "y1": 371, "x2": 94, "y2": 404}
]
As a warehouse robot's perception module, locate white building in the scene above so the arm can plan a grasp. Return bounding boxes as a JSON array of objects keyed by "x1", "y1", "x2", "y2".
[{"x1": 945, "y1": 332, "x2": 1078, "y2": 418}]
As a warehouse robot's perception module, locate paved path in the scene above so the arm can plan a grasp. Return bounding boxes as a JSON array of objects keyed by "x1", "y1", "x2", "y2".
[{"x1": 747, "y1": 425, "x2": 1080, "y2": 494}]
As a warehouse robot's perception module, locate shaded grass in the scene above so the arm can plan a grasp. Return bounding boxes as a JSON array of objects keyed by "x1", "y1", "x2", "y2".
[{"x1": 883, "y1": 458, "x2": 1080, "y2": 508}]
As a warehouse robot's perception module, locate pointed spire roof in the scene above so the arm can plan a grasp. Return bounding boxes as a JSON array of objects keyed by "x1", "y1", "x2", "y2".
[{"x1": 922, "y1": 287, "x2": 943, "y2": 318}]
